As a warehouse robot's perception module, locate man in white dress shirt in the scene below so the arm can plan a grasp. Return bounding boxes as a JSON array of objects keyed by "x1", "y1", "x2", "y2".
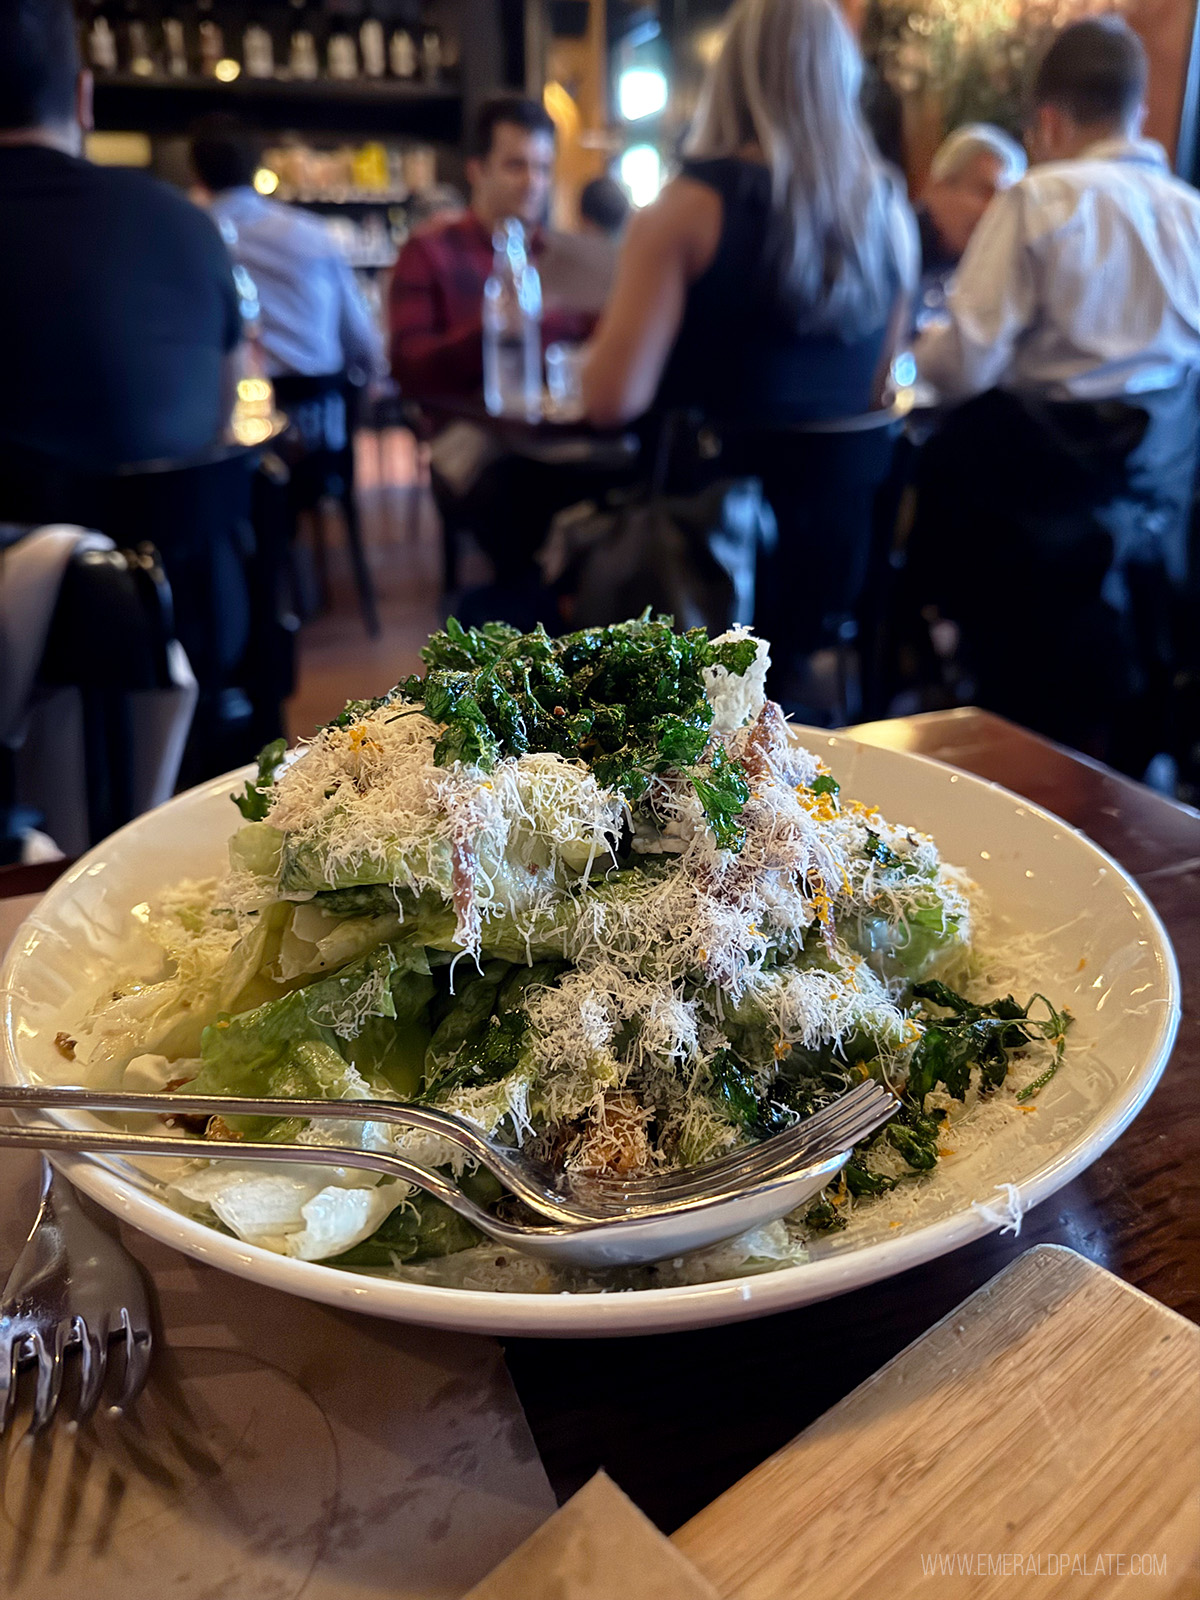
[{"x1": 911, "y1": 17, "x2": 1200, "y2": 772}]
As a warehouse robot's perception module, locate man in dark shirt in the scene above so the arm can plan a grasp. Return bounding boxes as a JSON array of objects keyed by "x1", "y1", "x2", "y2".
[{"x1": 0, "y1": 0, "x2": 242, "y2": 489}]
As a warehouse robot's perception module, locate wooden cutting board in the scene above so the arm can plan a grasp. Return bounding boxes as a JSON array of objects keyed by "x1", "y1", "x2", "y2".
[
  {"x1": 673, "y1": 1246, "x2": 1199, "y2": 1598},
  {"x1": 464, "y1": 1473, "x2": 721, "y2": 1600}
]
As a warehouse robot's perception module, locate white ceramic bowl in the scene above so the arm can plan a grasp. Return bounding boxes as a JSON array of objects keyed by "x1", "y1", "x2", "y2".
[{"x1": 1, "y1": 732, "x2": 1179, "y2": 1336}]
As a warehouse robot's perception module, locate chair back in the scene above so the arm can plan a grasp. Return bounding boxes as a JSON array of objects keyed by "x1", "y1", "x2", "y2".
[
  {"x1": 1, "y1": 532, "x2": 181, "y2": 855},
  {"x1": 656, "y1": 407, "x2": 903, "y2": 659},
  {"x1": 100, "y1": 451, "x2": 256, "y2": 688},
  {"x1": 273, "y1": 371, "x2": 356, "y2": 465}
]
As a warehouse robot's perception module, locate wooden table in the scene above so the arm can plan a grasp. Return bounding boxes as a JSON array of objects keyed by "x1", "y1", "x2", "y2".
[
  {"x1": 502, "y1": 708, "x2": 1200, "y2": 1531},
  {"x1": 3, "y1": 707, "x2": 1196, "y2": 1549}
]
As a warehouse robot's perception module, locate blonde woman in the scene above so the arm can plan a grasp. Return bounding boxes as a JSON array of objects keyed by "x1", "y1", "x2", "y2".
[{"x1": 582, "y1": 0, "x2": 916, "y2": 430}]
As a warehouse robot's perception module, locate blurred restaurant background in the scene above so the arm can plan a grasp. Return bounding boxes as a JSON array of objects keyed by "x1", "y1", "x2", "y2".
[
  {"x1": 1, "y1": 0, "x2": 1198, "y2": 865},
  {"x1": 74, "y1": 2, "x2": 1198, "y2": 209}
]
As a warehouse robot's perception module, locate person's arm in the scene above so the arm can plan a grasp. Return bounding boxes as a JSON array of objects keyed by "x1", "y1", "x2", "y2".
[
  {"x1": 334, "y1": 257, "x2": 387, "y2": 380},
  {"x1": 388, "y1": 233, "x2": 483, "y2": 396},
  {"x1": 871, "y1": 181, "x2": 920, "y2": 407},
  {"x1": 581, "y1": 180, "x2": 714, "y2": 428},
  {"x1": 213, "y1": 219, "x2": 246, "y2": 444},
  {"x1": 219, "y1": 346, "x2": 246, "y2": 439},
  {"x1": 914, "y1": 185, "x2": 1035, "y2": 401}
]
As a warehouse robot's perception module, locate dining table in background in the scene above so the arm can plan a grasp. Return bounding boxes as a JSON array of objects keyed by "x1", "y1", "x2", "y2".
[{"x1": 0, "y1": 706, "x2": 1196, "y2": 1552}]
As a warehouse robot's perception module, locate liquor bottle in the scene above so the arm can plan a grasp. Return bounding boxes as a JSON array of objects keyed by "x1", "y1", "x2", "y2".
[
  {"x1": 327, "y1": 18, "x2": 360, "y2": 81},
  {"x1": 123, "y1": 1, "x2": 157, "y2": 77},
  {"x1": 420, "y1": 26, "x2": 442, "y2": 83},
  {"x1": 197, "y1": 0, "x2": 224, "y2": 76},
  {"x1": 360, "y1": 8, "x2": 387, "y2": 79},
  {"x1": 483, "y1": 220, "x2": 543, "y2": 422},
  {"x1": 389, "y1": 25, "x2": 417, "y2": 80},
  {"x1": 163, "y1": 17, "x2": 189, "y2": 77},
  {"x1": 243, "y1": 12, "x2": 275, "y2": 79},
  {"x1": 287, "y1": 0, "x2": 319, "y2": 80},
  {"x1": 85, "y1": 2, "x2": 119, "y2": 73}
]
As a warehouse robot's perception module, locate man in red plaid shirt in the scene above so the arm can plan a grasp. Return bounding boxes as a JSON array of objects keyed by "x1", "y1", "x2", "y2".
[
  {"x1": 387, "y1": 96, "x2": 625, "y2": 597},
  {"x1": 389, "y1": 96, "x2": 590, "y2": 397}
]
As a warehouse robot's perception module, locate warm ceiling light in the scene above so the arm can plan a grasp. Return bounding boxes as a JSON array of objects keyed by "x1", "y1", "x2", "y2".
[
  {"x1": 253, "y1": 167, "x2": 280, "y2": 195},
  {"x1": 214, "y1": 58, "x2": 241, "y2": 82},
  {"x1": 543, "y1": 80, "x2": 580, "y2": 140},
  {"x1": 693, "y1": 25, "x2": 726, "y2": 65}
]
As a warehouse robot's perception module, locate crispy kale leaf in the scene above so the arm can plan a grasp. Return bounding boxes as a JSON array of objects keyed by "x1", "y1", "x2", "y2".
[
  {"x1": 233, "y1": 738, "x2": 287, "y2": 821},
  {"x1": 687, "y1": 747, "x2": 751, "y2": 851},
  {"x1": 863, "y1": 829, "x2": 904, "y2": 870},
  {"x1": 906, "y1": 981, "x2": 1072, "y2": 1109},
  {"x1": 392, "y1": 612, "x2": 758, "y2": 848},
  {"x1": 421, "y1": 960, "x2": 563, "y2": 1102}
]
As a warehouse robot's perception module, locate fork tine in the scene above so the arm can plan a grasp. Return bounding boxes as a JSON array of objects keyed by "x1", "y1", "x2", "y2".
[
  {"x1": 111, "y1": 1312, "x2": 152, "y2": 1415},
  {"x1": 77, "y1": 1316, "x2": 110, "y2": 1420},
  {"x1": 578, "y1": 1106, "x2": 894, "y2": 1212},
  {"x1": 589, "y1": 1085, "x2": 895, "y2": 1197},
  {"x1": 637, "y1": 1084, "x2": 890, "y2": 1183},
  {"x1": 29, "y1": 1321, "x2": 71, "y2": 1432},
  {"x1": 690, "y1": 1098, "x2": 893, "y2": 1190},
  {"x1": 0, "y1": 1332, "x2": 27, "y2": 1435}
]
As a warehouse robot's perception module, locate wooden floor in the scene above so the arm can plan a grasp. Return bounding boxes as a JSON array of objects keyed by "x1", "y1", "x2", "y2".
[{"x1": 286, "y1": 428, "x2": 445, "y2": 738}]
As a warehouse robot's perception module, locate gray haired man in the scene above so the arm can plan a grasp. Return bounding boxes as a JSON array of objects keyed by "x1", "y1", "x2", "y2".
[{"x1": 916, "y1": 123, "x2": 1027, "y2": 287}]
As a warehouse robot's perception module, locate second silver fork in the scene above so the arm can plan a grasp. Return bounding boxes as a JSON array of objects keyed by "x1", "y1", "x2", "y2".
[{"x1": 0, "y1": 1157, "x2": 153, "y2": 1434}]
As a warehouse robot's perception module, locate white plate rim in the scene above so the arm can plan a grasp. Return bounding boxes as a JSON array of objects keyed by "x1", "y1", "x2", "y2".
[{"x1": 0, "y1": 733, "x2": 1181, "y2": 1337}]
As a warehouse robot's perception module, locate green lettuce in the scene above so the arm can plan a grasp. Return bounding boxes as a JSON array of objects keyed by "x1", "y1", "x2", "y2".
[
  {"x1": 327, "y1": 1168, "x2": 506, "y2": 1269},
  {"x1": 846, "y1": 891, "x2": 967, "y2": 984},
  {"x1": 189, "y1": 943, "x2": 437, "y2": 1117}
]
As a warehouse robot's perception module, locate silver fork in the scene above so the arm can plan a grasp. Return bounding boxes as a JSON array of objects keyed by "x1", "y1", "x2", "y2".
[
  {"x1": 0, "y1": 1086, "x2": 898, "y2": 1270},
  {"x1": 0, "y1": 1080, "x2": 897, "y2": 1225},
  {"x1": 0, "y1": 1157, "x2": 153, "y2": 1434}
]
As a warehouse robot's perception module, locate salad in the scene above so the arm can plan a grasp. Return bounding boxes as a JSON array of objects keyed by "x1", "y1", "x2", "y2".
[{"x1": 67, "y1": 616, "x2": 1069, "y2": 1290}]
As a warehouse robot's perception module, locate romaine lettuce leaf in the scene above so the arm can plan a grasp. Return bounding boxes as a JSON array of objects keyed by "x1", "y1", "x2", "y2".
[
  {"x1": 188, "y1": 943, "x2": 436, "y2": 1115},
  {"x1": 328, "y1": 1169, "x2": 504, "y2": 1268},
  {"x1": 846, "y1": 891, "x2": 967, "y2": 984},
  {"x1": 170, "y1": 1163, "x2": 407, "y2": 1260}
]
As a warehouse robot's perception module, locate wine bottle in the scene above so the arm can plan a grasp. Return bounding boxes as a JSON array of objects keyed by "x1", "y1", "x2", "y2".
[
  {"x1": 163, "y1": 17, "x2": 188, "y2": 77},
  {"x1": 197, "y1": 0, "x2": 224, "y2": 77},
  {"x1": 85, "y1": 2, "x2": 119, "y2": 74},
  {"x1": 243, "y1": 11, "x2": 275, "y2": 79},
  {"x1": 389, "y1": 25, "x2": 417, "y2": 80},
  {"x1": 327, "y1": 17, "x2": 360, "y2": 81},
  {"x1": 287, "y1": 0, "x2": 319, "y2": 80},
  {"x1": 420, "y1": 26, "x2": 442, "y2": 82},
  {"x1": 360, "y1": 8, "x2": 387, "y2": 79},
  {"x1": 123, "y1": 0, "x2": 157, "y2": 77}
]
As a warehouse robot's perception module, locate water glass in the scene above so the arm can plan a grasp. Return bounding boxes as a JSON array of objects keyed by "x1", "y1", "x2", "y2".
[{"x1": 545, "y1": 342, "x2": 585, "y2": 420}]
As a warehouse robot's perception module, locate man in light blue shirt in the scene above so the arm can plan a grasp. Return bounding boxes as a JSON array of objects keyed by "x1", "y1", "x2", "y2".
[{"x1": 191, "y1": 122, "x2": 386, "y2": 383}]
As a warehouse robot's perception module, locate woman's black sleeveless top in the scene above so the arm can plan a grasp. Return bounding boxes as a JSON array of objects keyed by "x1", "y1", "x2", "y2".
[{"x1": 653, "y1": 157, "x2": 893, "y2": 425}]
